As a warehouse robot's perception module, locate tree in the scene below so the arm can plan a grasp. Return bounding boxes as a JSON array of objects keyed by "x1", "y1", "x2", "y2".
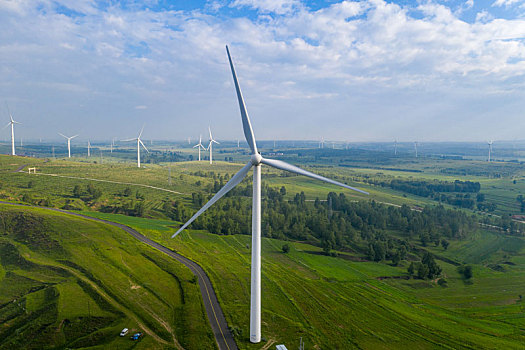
[
  {"x1": 459, "y1": 265, "x2": 473, "y2": 279},
  {"x1": 282, "y1": 244, "x2": 290, "y2": 254},
  {"x1": 421, "y1": 252, "x2": 442, "y2": 279},
  {"x1": 123, "y1": 186, "x2": 132, "y2": 197},
  {"x1": 391, "y1": 251, "x2": 401, "y2": 266},
  {"x1": 417, "y1": 263, "x2": 429, "y2": 279},
  {"x1": 280, "y1": 186, "x2": 287, "y2": 196},
  {"x1": 73, "y1": 185, "x2": 82, "y2": 198},
  {"x1": 87, "y1": 184, "x2": 102, "y2": 200},
  {"x1": 441, "y1": 239, "x2": 449, "y2": 250},
  {"x1": 408, "y1": 262, "x2": 415, "y2": 277}
]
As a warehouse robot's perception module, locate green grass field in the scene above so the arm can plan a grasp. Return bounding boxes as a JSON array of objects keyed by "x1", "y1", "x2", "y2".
[
  {"x1": 0, "y1": 204, "x2": 214, "y2": 349},
  {"x1": 72, "y1": 210, "x2": 525, "y2": 349},
  {"x1": 3, "y1": 152, "x2": 525, "y2": 348}
]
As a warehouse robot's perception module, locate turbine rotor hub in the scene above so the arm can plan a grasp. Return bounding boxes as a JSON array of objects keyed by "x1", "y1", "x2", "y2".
[{"x1": 251, "y1": 153, "x2": 262, "y2": 165}]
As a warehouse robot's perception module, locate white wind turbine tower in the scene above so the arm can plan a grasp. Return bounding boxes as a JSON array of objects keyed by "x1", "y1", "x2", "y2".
[
  {"x1": 58, "y1": 133, "x2": 78, "y2": 158},
  {"x1": 414, "y1": 141, "x2": 418, "y2": 158},
  {"x1": 193, "y1": 135, "x2": 206, "y2": 161},
  {"x1": 487, "y1": 140, "x2": 493, "y2": 162},
  {"x1": 172, "y1": 46, "x2": 369, "y2": 344},
  {"x1": 394, "y1": 140, "x2": 398, "y2": 155},
  {"x1": 87, "y1": 140, "x2": 92, "y2": 157},
  {"x1": 207, "y1": 126, "x2": 219, "y2": 164},
  {"x1": 4, "y1": 104, "x2": 20, "y2": 156},
  {"x1": 122, "y1": 126, "x2": 149, "y2": 168}
]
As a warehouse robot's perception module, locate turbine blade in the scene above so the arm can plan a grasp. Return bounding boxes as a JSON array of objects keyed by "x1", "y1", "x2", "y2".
[
  {"x1": 213, "y1": 140, "x2": 220, "y2": 144},
  {"x1": 139, "y1": 139, "x2": 149, "y2": 153},
  {"x1": 121, "y1": 138, "x2": 137, "y2": 142},
  {"x1": 71, "y1": 134, "x2": 79, "y2": 139},
  {"x1": 260, "y1": 157, "x2": 369, "y2": 195},
  {"x1": 139, "y1": 125, "x2": 145, "y2": 138},
  {"x1": 193, "y1": 144, "x2": 200, "y2": 148},
  {"x1": 226, "y1": 45, "x2": 258, "y2": 155},
  {"x1": 2, "y1": 122, "x2": 10, "y2": 129},
  {"x1": 58, "y1": 133, "x2": 68, "y2": 139},
  {"x1": 5, "y1": 102, "x2": 13, "y2": 122},
  {"x1": 172, "y1": 161, "x2": 253, "y2": 238}
]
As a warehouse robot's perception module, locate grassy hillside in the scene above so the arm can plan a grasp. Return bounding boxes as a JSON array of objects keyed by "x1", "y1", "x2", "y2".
[
  {"x1": 79, "y1": 211, "x2": 525, "y2": 349},
  {"x1": 0, "y1": 204, "x2": 215, "y2": 349}
]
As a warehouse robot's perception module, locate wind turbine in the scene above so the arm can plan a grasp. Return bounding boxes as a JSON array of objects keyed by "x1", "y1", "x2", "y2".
[
  {"x1": 122, "y1": 126, "x2": 149, "y2": 168},
  {"x1": 394, "y1": 140, "x2": 398, "y2": 155},
  {"x1": 414, "y1": 141, "x2": 418, "y2": 158},
  {"x1": 4, "y1": 104, "x2": 20, "y2": 156},
  {"x1": 87, "y1": 140, "x2": 92, "y2": 157},
  {"x1": 171, "y1": 46, "x2": 369, "y2": 344},
  {"x1": 207, "y1": 126, "x2": 219, "y2": 164},
  {"x1": 193, "y1": 135, "x2": 206, "y2": 161},
  {"x1": 58, "y1": 133, "x2": 78, "y2": 158},
  {"x1": 487, "y1": 140, "x2": 493, "y2": 162}
]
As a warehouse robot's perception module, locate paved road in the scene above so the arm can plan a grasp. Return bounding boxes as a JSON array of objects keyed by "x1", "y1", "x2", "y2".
[{"x1": 0, "y1": 201, "x2": 238, "y2": 350}]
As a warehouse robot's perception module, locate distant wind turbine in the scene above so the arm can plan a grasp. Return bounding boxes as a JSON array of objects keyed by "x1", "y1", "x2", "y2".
[
  {"x1": 207, "y1": 126, "x2": 219, "y2": 164},
  {"x1": 122, "y1": 126, "x2": 149, "y2": 167},
  {"x1": 487, "y1": 140, "x2": 493, "y2": 162},
  {"x1": 58, "y1": 133, "x2": 78, "y2": 158},
  {"x1": 394, "y1": 140, "x2": 398, "y2": 155},
  {"x1": 414, "y1": 141, "x2": 418, "y2": 158},
  {"x1": 4, "y1": 103, "x2": 21, "y2": 156},
  {"x1": 171, "y1": 46, "x2": 369, "y2": 344},
  {"x1": 193, "y1": 135, "x2": 206, "y2": 161},
  {"x1": 87, "y1": 140, "x2": 91, "y2": 157}
]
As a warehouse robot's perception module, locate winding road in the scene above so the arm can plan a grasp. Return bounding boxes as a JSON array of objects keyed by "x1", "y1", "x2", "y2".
[{"x1": 0, "y1": 201, "x2": 238, "y2": 350}]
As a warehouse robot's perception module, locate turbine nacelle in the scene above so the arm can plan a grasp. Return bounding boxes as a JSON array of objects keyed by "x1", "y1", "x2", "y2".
[{"x1": 250, "y1": 153, "x2": 262, "y2": 166}]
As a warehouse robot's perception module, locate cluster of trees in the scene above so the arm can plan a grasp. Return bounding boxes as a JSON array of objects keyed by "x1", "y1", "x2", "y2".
[
  {"x1": 388, "y1": 179, "x2": 481, "y2": 197},
  {"x1": 363, "y1": 177, "x2": 496, "y2": 211},
  {"x1": 70, "y1": 185, "x2": 146, "y2": 217},
  {"x1": 72, "y1": 184, "x2": 102, "y2": 201},
  {"x1": 365, "y1": 178, "x2": 481, "y2": 197},
  {"x1": 163, "y1": 186, "x2": 477, "y2": 265},
  {"x1": 479, "y1": 214, "x2": 525, "y2": 235},
  {"x1": 407, "y1": 252, "x2": 442, "y2": 280}
]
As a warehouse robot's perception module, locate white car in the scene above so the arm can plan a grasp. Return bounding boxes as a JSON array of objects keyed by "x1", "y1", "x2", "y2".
[{"x1": 119, "y1": 328, "x2": 129, "y2": 337}]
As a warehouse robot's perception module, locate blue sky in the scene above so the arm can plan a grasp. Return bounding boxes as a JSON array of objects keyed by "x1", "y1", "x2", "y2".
[{"x1": 1, "y1": 0, "x2": 525, "y2": 142}]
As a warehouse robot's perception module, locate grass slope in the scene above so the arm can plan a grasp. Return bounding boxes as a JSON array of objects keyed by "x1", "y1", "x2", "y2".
[
  {"x1": 78, "y1": 211, "x2": 525, "y2": 349},
  {"x1": 0, "y1": 204, "x2": 215, "y2": 349}
]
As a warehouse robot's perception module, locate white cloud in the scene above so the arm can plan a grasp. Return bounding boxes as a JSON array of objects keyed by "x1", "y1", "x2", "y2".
[
  {"x1": 1, "y1": 0, "x2": 525, "y2": 141},
  {"x1": 492, "y1": 0, "x2": 522, "y2": 7},
  {"x1": 230, "y1": 0, "x2": 301, "y2": 14}
]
